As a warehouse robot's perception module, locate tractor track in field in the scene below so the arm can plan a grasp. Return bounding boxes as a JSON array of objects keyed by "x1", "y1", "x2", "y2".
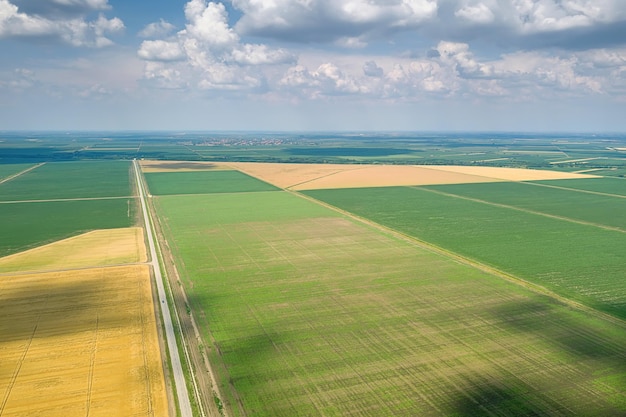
[{"x1": 290, "y1": 189, "x2": 626, "y2": 330}]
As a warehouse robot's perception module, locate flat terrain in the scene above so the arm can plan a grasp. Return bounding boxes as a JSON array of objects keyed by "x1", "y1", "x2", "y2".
[
  {"x1": 0, "y1": 227, "x2": 146, "y2": 273},
  {"x1": 153, "y1": 186, "x2": 626, "y2": 417},
  {"x1": 0, "y1": 199, "x2": 135, "y2": 257},
  {"x1": 305, "y1": 185, "x2": 626, "y2": 320},
  {"x1": 140, "y1": 160, "x2": 231, "y2": 172},
  {"x1": 531, "y1": 177, "x2": 626, "y2": 196},
  {"x1": 0, "y1": 161, "x2": 132, "y2": 201},
  {"x1": 145, "y1": 170, "x2": 278, "y2": 195},
  {"x1": 0, "y1": 164, "x2": 34, "y2": 181},
  {"x1": 0, "y1": 160, "x2": 138, "y2": 257},
  {"x1": 0, "y1": 225, "x2": 167, "y2": 417},
  {"x1": 222, "y1": 162, "x2": 596, "y2": 190}
]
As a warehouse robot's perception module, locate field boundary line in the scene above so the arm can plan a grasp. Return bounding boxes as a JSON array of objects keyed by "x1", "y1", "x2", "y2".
[
  {"x1": 285, "y1": 166, "x2": 366, "y2": 190},
  {"x1": 414, "y1": 186, "x2": 626, "y2": 234},
  {"x1": 0, "y1": 162, "x2": 44, "y2": 185},
  {"x1": 0, "y1": 196, "x2": 137, "y2": 204},
  {"x1": 0, "y1": 262, "x2": 151, "y2": 277},
  {"x1": 520, "y1": 180, "x2": 626, "y2": 199},
  {"x1": 289, "y1": 190, "x2": 626, "y2": 330}
]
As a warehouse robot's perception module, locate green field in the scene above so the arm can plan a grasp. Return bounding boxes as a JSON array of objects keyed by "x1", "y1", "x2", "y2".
[
  {"x1": 0, "y1": 161, "x2": 133, "y2": 201},
  {"x1": 531, "y1": 177, "x2": 626, "y2": 196},
  {"x1": 304, "y1": 186, "x2": 626, "y2": 320},
  {"x1": 0, "y1": 163, "x2": 34, "y2": 181},
  {"x1": 154, "y1": 189, "x2": 626, "y2": 417},
  {"x1": 145, "y1": 170, "x2": 279, "y2": 196},
  {"x1": 421, "y1": 180, "x2": 626, "y2": 230},
  {"x1": 0, "y1": 198, "x2": 135, "y2": 257}
]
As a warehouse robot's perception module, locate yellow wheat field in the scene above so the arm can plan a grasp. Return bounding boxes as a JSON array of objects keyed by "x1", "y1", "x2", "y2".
[
  {"x1": 0, "y1": 265, "x2": 167, "y2": 417},
  {"x1": 0, "y1": 228, "x2": 147, "y2": 274}
]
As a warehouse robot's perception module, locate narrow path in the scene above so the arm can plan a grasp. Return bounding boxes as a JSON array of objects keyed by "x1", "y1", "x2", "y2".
[
  {"x1": 133, "y1": 160, "x2": 194, "y2": 417},
  {"x1": 414, "y1": 186, "x2": 626, "y2": 234},
  {"x1": 0, "y1": 163, "x2": 45, "y2": 185},
  {"x1": 520, "y1": 180, "x2": 626, "y2": 199}
]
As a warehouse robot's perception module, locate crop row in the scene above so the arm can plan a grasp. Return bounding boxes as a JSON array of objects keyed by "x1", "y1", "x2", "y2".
[
  {"x1": 304, "y1": 186, "x2": 626, "y2": 320},
  {"x1": 154, "y1": 190, "x2": 626, "y2": 416}
]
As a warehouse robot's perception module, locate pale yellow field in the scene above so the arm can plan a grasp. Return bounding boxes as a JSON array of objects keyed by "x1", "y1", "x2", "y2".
[
  {"x1": 421, "y1": 165, "x2": 598, "y2": 181},
  {"x1": 140, "y1": 160, "x2": 232, "y2": 172},
  {"x1": 0, "y1": 228, "x2": 147, "y2": 273},
  {"x1": 0, "y1": 227, "x2": 167, "y2": 416},
  {"x1": 224, "y1": 161, "x2": 596, "y2": 190}
]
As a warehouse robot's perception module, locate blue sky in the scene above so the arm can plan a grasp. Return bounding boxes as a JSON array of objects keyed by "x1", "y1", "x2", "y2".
[{"x1": 1, "y1": 0, "x2": 625, "y2": 131}]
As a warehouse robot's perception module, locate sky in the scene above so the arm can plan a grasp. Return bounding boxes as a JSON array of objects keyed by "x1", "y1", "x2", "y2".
[{"x1": 1, "y1": 0, "x2": 625, "y2": 132}]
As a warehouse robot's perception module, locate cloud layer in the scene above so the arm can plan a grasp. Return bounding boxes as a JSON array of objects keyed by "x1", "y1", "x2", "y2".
[
  {"x1": 0, "y1": 0, "x2": 123, "y2": 47},
  {"x1": 134, "y1": 0, "x2": 626, "y2": 103},
  {"x1": 228, "y1": 0, "x2": 626, "y2": 49},
  {"x1": 2, "y1": 0, "x2": 626, "y2": 131}
]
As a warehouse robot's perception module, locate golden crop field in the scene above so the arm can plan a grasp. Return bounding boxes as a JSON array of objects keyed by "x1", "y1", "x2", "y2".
[
  {"x1": 220, "y1": 162, "x2": 596, "y2": 190},
  {"x1": 0, "y1": 228, "x2": 147, "y2": 274},
  {"x1": 0, "y1": 229, "x2": 167, "y2": 417}
]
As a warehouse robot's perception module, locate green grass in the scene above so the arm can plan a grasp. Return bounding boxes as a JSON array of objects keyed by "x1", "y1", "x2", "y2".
[
  {"x1": 154, "y1": 190, "x2": 626, "y2": 417},
  {"x1": 304, "y1": 186, "x2": 626, "y2": 320},
  {"x1": 0, "y1": 163, "x2": 34, "y2": 180},
  {"x1": 0, "y1": 198, "x2": 135, "y2": 257},
  {"x1": 421, "y1": 180, "x2": 626, "y2": 230},
  {"x1": 0, "y1": 161, "x2": 132, "y2": 201},
  {"x1": 144, "y1": 170, "x2": 279, "y2": 196}
]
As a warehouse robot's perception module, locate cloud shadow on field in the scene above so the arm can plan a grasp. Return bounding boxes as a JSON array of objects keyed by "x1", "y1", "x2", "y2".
[
  {"x1": 0, "y1": 274, "x2": 138, "y2": 344},
  {"x1": 445, "y1": 298, "x2": 626, "y2": 416},
  {"x1": 489, "y1": 298, "x2": 626, "y2": 361},
  {"x1": 449, "y1": 378, "x2": 550, "y2": 417}
]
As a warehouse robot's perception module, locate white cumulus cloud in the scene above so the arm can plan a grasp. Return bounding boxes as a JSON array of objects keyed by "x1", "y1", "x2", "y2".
[
  {"x1": 0, "y1": 0, "x2": 123, "y2": 47},
  {"x1": 138, "y1": 0, "x2": 296, "y2": 92},
  {"x1": 231, "y1": 0, "x2": 437, "y2": 44},
  {"x1": 139, "y1": 19, "x2": 176, "y2": 39}
]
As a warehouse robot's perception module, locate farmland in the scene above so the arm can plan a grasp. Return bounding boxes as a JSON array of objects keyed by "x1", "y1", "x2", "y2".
[
  {"x1": 0, "y1": 160, "x2": 137, "y2": 257},
  {"x1": 2, "y1": 131, "x2": 626, "y2": 417},
  {"x1": 0, "y1": 158, "x2": 168, "y2": 417},
  {"x1": 151, "y1": 175, "x2": 626, "y2": 416},
  {"x1": 0, "y1": 227, "x2": 146, "y2": 273},
  {"x1": 0, "y1": 161, "x2": 133, "y2": 201},
  {"x1": 144, "y1": 170, "x2": 278, "y2": 195},
  {"x1": 3, "y1": 132, "x2": 626, "y2": 176},
  {"x1": 0, "y1": 164, "x2": 35, "y2": 181},
  {"x1": 305, "y1": 185, "x2": 626, "y2": 320},
  {"x1": 0, "y1": 224, "x2": 167, "y2": 417},
  {"x1": 0, "y1": 199, "x2": 135, "y2": 257}
]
